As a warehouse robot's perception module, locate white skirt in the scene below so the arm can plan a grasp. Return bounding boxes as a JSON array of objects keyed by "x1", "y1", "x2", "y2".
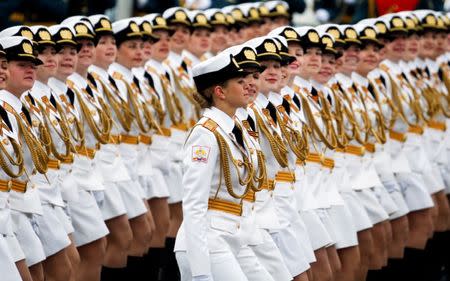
[
  {"x1": 340, "y1": 190, "x2": 373, "y2": 232},
  {"x1": 354, "y1": 189, "x2": 389, "y2": 225},
  {"x1": 33, "y1": 204, "x2": 71, "y2": 257},
  {"x1": 300, "y1": 209, "x2": 334, "y2": 250},
  {"x1": 0, "y1": 234, "x2": 21, "y2": 281},
  {"x1": 10, "y1": 210, "x2": 46, "y2": 266},
  {"x1": 115, "y1": 180, "x2": 148, "y2": 219},
  {"x1": 326, "y1": 204, "x2": 359, "y2": 249},
  {"x1": 99, "y1": 181, "x2": 127, "y2": 221},
  {"x1": 66, "y1": 190, "x2": 109, "y2": 247},
  {"x1": 395, "y1": 172, "x2": 434, "y2": 212}
]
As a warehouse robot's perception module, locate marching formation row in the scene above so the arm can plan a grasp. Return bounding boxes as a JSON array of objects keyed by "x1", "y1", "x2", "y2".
[{"x1": 0, "y1": 1, "x2": 448, "y2": 281}]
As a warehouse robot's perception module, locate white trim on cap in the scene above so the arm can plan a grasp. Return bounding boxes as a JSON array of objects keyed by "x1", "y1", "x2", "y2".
[
  {"x1": 163, "y1": 7, "x2": 188, "y2": 19},
  {"x1": 0, "y1": 25, "x2": 30, "y2": 39},
  {"x1": 295, "y1": 26, "x2": 315, "y2": 36},
  {"x1": 192, "y1": 52, "x2": 232, "y2": 78},
  {"x1": 88, "y1": 14, "x2": 111, "y2": 27},
  {"x1": 0, "y1": 35, "x2": 31, "y2": 49},
  {"x1": 112, "y1": 18, "x2": 134, "y2": 34}
]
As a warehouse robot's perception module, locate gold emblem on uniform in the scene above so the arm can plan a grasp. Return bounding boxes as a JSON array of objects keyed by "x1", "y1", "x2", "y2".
[
  {"x1": 21, "y1": 29, "x2": 33, "y2": 40},
  {"x1": 322, "y1": 36, "x2": 332, "y2": 48},
  {"x1": 392, "y1": 17, "x2": 404, "y2": 28},
  {"x1": 244, "y1": 49, "x2": 256, "y2": 60},
  {"x1": 68, "y1": 116, "x2": 74, "y2": 124},
  {"x1": 259, "y1": 6, "x2": 269, "y2": 15},
  {"x1": 175, "y1": 10, "x2": 187, "y2": 21},
  {"x1": 345, "y1": 28, "x2": 357, "y2": 39},
  {"x1": 226, "y1": 15, "x2": 235, "y2": 24},
  {"x1": 2, "y1": 138, "x2": 9, "y2": 145},
  {"x1": 365, "y1": 28, "x2": 376, "y2": 38},
  {"x1": 60, "y1": 29, "x2": 72, "y2": 39},
  {"x1": 52, "y1": 119, "x2": 58, "y2": 126},
  {"x1": 249, "y1": 8, "x2": 259, "y2": 19},
  {"x1": 32, "y1": 119, "x2": 39, "y2": 127},
  {"x1": 215, "y1": 13, "x2": 226, "y2": 23},
  {"x1": 75, "y1": 24, "x2": 88, "y2": 35},
  {"x1": 232, "y1": 10, "x2": 243, "y2": 20},
  {"x1": 39, "y1": 30, "x2": 51, "y2": 41},
  {"x1": 375, "y1": 22, "x2": 387, "y2": 33},
  {"x1": 156, "y1": 17, "x2": 166, "y2": 26},
  {"x1": 264, "y1": 42, "x2": 276, "y2": 52},
  {"x1": 327, "y1": 28, "x2": 340, "y2": 40},
  {"x1": 100, "y1": 19, "x2": 111, "y2": 29},
  {"x1": 130, "y1": 22, "x2": 140, "y2": 32},
  {"x1": 22, "y1": 42, "x2": 33, "y2": 54},
  {"x1": 284, "y1": 29, "x2": 297, "y2": 39},
  {"x1": 276, "y1": 4, "x2": 286, "y2": 13},
  {"x1": 308, "y1": 31, "x2": 319, "y2": 43},
  {"x1": 196, "y1": 14, "x2": 207, "y2": 25},
  {"x1": 406, "y1": 19, "x2": 415, "y2": 29},
  {"x1": 426, "y1": 14, "x2": 436, "y2": 26},
  {"x1": 143, "y1": 22, "x2": 152, "y2": 33}
]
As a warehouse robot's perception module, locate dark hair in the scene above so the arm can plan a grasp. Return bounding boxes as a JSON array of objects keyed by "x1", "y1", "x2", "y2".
[{"x1": 194, "y1": 81, "x2": 227, "y2": 108}]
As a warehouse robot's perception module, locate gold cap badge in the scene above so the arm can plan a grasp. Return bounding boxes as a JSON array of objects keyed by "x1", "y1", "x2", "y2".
[
  {"x1": 308, "y1": 31, "x2": 319, "y2": 43},
  {"x1": 22, "y1": 42, "x2": 33, "y2": 54},
  {"x1": 39, "y1": 30, "x2": 51, "y2": 41},
  {"x1": 284, "y1": 29, "x2": 297, "y2": 39},
  {"x1": 21, "y1": 29, "x2": 33, "y2": 40},
  {"x1": 364, "y1": 28, "x2": 376, "y2": 38},
  {"x1": 130, "y1": 22, "x2": 140, "y2": 32},
  {"x1": 345, "y1": 28, "x2": 357, "y2": 39},
  {"x1": 264, "y1": 42, "x2": 276, "y2": 52},
  {"x1": 175, "y1": 10, "x2": 187, "y2": 21},
  {"x1": 100, "y1": 19, "x2": 111, "y2": 29},
  {"x1": 244, "y1": 49, "x2": 256, "y2": 60}
]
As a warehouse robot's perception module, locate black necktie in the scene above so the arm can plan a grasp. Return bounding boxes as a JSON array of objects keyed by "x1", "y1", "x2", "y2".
[
  {"x1": 266, "y1": 102, "x2": 278, "y2": 124},
  {"x1": 232, "y1": 124, "x2": 245, "y2": 148},
  {"x1": 282, "y1": 98, "x2": 291, "y2": 115},
  {"x1": 367, "y1": 83, "x2": 376, "y2": 99},
  {"x1": 292, "y1": 94, "x2": 301, "y2": 109},
  {"x1": 66, "y1": 88, "x2": 75, "y2": 105},
  {"x1": 246, "y1": 115, "x2": 256, "y2": 131}
]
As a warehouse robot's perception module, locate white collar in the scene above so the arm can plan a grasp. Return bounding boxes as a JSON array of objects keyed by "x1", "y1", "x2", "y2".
[
  {"x1": 48, "y1": 77, "x2": 68, "y2": 95},
  {"x1": 293, "y1": 75, "x2": 311, "y2": 91},
  {"x1": 351, "y1": 72, "x2": 368, "y2": 87},
  {"x1": 203, "y1": 106, "x2": 235, "y2": 134},
  {"x1": 89, "y1": 64, "x2": 109, "y2": 81},
  {"x1": 108, "y1": 62, "x2": 134, "y2": 81},
  {"x1": 0, "y1": 89, "x2": 23, "y2": 111},
  {"x1": 68, "y1": 72, "x2": 87, "y2": 88},
  {"x1": 235, "y1": 107, "x2": 249, "y2": 120},
  {"x1": 268, "y1": 92, "x2": 283, "y2": 106},
  {"x1": 280, "y1": 85, "x2": 294, "y2": 98},
  {"x1": 254, "y1": 93, "x2": 270, "y2": 108},
  {"x1": 334, "y1": 73, "x2": 353, "y2": 88},
  {"x1": 29, "y1": 80, "x2": 50, "y2": 99}
]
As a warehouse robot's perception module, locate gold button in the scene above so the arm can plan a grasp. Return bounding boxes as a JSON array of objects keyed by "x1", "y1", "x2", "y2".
[{"x1": 7, "y1": 180, "x2": 12, "y2": 190}]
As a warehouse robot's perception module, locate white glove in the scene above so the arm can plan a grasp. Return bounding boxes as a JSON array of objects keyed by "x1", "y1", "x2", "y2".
[{"x1": 193, "y1": 275, "x2": 213, "y2": 281}]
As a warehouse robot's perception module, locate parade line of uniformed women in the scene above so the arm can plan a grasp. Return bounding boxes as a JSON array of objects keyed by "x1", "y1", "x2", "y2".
[{"x1": 0, "y1": 1, "x2": 448, "y2": 281}]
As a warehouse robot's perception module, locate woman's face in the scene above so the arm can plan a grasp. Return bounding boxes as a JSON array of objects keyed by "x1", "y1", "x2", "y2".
[
  {"x1": 316, "y1": 54, "x2": 336, "y2": 84},
  {"x1": 170, "y1": 24, "x2": 191, "y2": 53},
  {"x1": 357, "y1": 43, "x2": 380, "y2": 75},
  {"x1": 151, "y1": 30, "x2": 170, "y2": 62},
  {"x1": 434, "y1": 32, "x2": 447, "y2": 57},
  {"x1": 385, "y1": 33, "x2": 406, "y2": 61},
  {"x1": 142, "y1": 41, "x2": 152, "y2": 62},
  {"x1": 419, "y1": 31, "x2": 436, "y2": 58},
  {"x1": 56, "y1": 45, "x2": 78, "y2": 78},
  {"x1": 95, "y1": 35, "x2": 117, "y2": 67},
  {"x1": 116, "y1": 39, "x2": 144, "y2": 69},
  {"x1": 7, "y1": 60, "x2": 37, "y2": 94},
  {"x1": 189, "y1": 28, "x2": 211, "y2": 56},
  {"x1": 0, "y1": 57, "x2": 9, "y2": 89},
  {"x1": 259, "y1": 60, "x2": 281, "y2": 94},
  {"x1": 337, "y1": 44, "x2": 360, "y2": 74},
  {"x1": 287, "y1": 43, "x2": 303, "y2": 79},
  {"x1": 36, "y1": 46, "x2": 58, "y2": 81},
  {"x1": 77, "y1": 39, "x2": 96, "y2": 69},
  {"x1": 217, "y1": 76, "x2": 250, "y2": 109},
  {"x1": 405, "y1": 34, "x2": 420, "y2": 60},
  {"x1": 298, "y1": 46, "x2": 322, "y2": 78},
  {"x1": 244, "y1": 71, "x2": 260, "y2": 102},
  {"x1": 210, "y1": 25, "x2": 229, "y2": 54}
]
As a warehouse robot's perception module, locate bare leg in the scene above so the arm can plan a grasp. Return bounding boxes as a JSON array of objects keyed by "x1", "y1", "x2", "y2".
[
  {"x1": 355, "y1": 229, "x2": 373, "y2": 281},
  {"x1": 388, "y1": 216, "x2": 409, "y2": 258},
  {"x1": 43, "y1": 248, "x2": 73, "y2": 281},
  {"x1": 16, "y1": 260, "x2": 33, "y2": 281},
  {"x1": 168, "y1": 202, "x2": 183, "y2": 238},
  {"x1": 104, "y1": 215, "x2": 133, "y2": 267},
  {"x1": 128, "y1": 213, "x2": 152, "y2": 256},
  {"x1": 76, "y1": 237, "x2": 107, "y2": 281},
  {"x1": 67, "y1": 235, "x2": 80, "y2": 281},
  {"x1": 29, "y1": 262, "x2": 44, "y2": 281},
  {"x1": 326, "y1": 246, "x2": 341, "y2": 277},
  {"x1": 336, "y1": 246, "x2": 360, "y2": 281},
  {"x1": 407, "y1": 209, "x2": 434, "y2": 249},
  {"x1": 369, "y1": 222, "x2": 387, "y2": 270},
  {"x1": 147, "y1": 198, "x2": 170, "y2": 248},
  {"x1": 310, "y1": 247, "x2": 332, "y2": 281}
]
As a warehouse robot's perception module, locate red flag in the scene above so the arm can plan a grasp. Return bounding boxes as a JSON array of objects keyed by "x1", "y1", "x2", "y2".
[{"x1": 375, "y1": 0, "x2": 420, "y2": 15}]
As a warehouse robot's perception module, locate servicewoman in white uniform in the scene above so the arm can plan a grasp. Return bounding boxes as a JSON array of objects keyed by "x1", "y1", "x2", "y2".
[
  {"x1": 47, "y1": 24, "x2": 110, "y2": 281},
  {"x1": 86, "y1": 14, "x2": 139, "y2": 279},
  {"x1": 246, "y1": 36, "x2": 311, "y2": 281},
  {"x1": 0, "y1": 39, "x2": 30, "y2": 281},
  {"x1": 23, "y1": 25, "x2": 78, "y2": 281},
  {"x1": 222, "y1": 43, "x2": 293, "y2": 281},
  {"x1": 108, "y1": 18, "x2": 155, "y2": 277},
  {"x1": 0, "y1": 35, "x2": 49, "y2": 281},
  {"x1": 175, "y1": 51, "x2": 274, "y2": 281},
  {"x1": 182, "y1": 10, "x2": 212, "y2": 66}
]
